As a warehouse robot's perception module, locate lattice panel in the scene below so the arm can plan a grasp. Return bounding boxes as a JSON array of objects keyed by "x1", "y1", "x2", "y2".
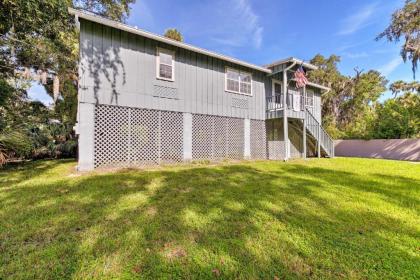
[
  {"x1": 192, "y1": 114, "x2": 245, "y2": 161},
  {"x1": 227, "y1": 117, "x2": 244, "y2": 159},
  {"x1": 213, "y1": 116, "x2": 227, "y2": 160},
  {"x1": 250, "y1": 120, "x2": 267, "y2": 159},
  {"x1": 94, "y1": 105, "x2": 130, "y2": 168},
  {"x1": 161, "y1": 111, "x2": 183, "y2": 163},
  {"x1": 267, "y1": 141, "x2": 285, "y2": 160},
  {"x1": 192, "y1": 114, "x2": 214, "y2": 160},
  {"x1": 153, "y1": 85, "x2": 178, "y2": 99},
  {"x1": 94, "y1": 105, "x2": 183, "y2": 168},
  {"x1": 232, "y1": 97, "x2": 248, "y2": 109},
  {"x1": 130, "y1": 108, "x2": 160, "y2": 165}
]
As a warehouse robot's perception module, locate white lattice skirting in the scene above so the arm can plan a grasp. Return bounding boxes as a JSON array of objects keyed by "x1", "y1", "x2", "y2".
[{"x1": 93, "y1": 104, "x2": 267, "y2": 168}]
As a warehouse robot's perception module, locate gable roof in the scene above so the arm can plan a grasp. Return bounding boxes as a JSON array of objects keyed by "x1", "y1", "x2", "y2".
[
  {"x1": 264, "y1": 57, "x2": 318, "y2": 70},
  {"x1": 69, "y1": 8, "x2": 271, "y2": 74}
]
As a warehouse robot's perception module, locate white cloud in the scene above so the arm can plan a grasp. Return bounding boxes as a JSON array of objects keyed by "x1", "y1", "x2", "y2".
[
  {"x1": 342, "y1": 51, "x2": 369, "y2": 59},
  {"x1": 127, "y1": 0, "x2": 155, "y2": 30},
  {"x1": 233, "y1": 0, "x2": 263, "y2": 48},
  {"x1": 378, "y1": 57, "x2": 402, "y2": 76},
  {"x1": 207, "y1": 0, "x2": 263, "y2": 49},
  {"x1": 337, "y1": 2, "x2": 378, "y2": 35},
  {"x1": 128, "y1": 0, "x2": 263, "y2": 51}
]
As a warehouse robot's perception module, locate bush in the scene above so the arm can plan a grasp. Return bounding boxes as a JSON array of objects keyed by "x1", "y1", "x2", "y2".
[{"x1": 0, "y1": 130, "x2": 33, "y2": 165}]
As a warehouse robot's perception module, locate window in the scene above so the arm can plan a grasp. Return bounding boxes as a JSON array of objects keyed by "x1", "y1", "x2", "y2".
[
  {"x1": 225, "y1": 68, "x2": 252, "y2": 95},
  {"x1": 156, "y1": 48, "x2": 175, "y2": 81},
  {"x1": 306, "y1": 90, "x2": 314, "y2": 107}
]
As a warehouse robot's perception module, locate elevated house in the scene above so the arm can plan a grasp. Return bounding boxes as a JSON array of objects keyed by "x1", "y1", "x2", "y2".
[{"x1": 70, "y1": 9, "x2": 334, "y2": 171}]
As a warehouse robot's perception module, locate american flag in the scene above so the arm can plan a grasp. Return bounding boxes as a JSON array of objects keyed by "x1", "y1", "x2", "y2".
[{"x1": 294, "y1": 65, "x2": 308, "y2": 88}]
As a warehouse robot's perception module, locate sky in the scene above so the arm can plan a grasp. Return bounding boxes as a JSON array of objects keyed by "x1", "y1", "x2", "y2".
[{"x1": 28, "y1": 0, "x2": 416, "y2": 104}]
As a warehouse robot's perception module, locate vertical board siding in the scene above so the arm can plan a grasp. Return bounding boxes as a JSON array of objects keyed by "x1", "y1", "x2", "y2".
[{"x1": 79, "y1": 20, "x2": 266, "y2": 120}]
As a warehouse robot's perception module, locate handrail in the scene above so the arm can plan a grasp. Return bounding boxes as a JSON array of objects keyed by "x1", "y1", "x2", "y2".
[{"x1": 305, "y1": 108, "x2": 334, "y2": 157}]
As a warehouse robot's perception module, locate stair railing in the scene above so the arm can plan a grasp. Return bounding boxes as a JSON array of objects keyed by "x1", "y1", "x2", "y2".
[{"x1": 305, "y1": 108, "x2": 334, "y2": 157}]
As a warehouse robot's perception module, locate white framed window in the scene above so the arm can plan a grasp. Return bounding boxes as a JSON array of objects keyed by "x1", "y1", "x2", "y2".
[
  {"x1": 225, "y1": 67, "x2": 252, "y2": 95},
  {"x1": 156, "y1": 48, "x2": 175, "y2": 81},
  {"x1": 306, "y1": 89, "x2": 314, "y2": 107}
]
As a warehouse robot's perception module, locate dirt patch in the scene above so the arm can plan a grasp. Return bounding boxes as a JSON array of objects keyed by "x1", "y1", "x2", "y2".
[
  {"x1": 163, "y1": 243, "x2": 187, "y2": 261},
  {"x1": 145, "y1": 206, "x2": 157, "y2": 217}
]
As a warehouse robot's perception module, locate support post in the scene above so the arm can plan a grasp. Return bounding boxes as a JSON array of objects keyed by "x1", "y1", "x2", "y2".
[
  {"x1": 183, "y1": 113, "x2": 192, "y2": 161},
  {"x1": 244, "y1": 118, "x2": 251, "y2": 159},
  {"x1": 303, "y1": 118, "x2": 307, "y2": 159},
  {"x1": 303, "y1": 85, "x2": 307, "y2": 159},
  {"x1": 282, "y1": 70, "x2": 288, "y2": 161},
  {"x1": 317, "y1": 126, "x2": 321, "y2": 158},
  {"x1": 76, "y1": 102, "x2": 95, "y2": 171}
]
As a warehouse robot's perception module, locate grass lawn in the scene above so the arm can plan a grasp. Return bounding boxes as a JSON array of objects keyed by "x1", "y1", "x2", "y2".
[{"x1": 0, "y1": 158, "x2": 419, "y2": 279}]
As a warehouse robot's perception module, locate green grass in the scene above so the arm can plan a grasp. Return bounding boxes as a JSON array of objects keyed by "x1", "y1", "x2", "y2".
[{"x1": 0, "y1": 158, "x2": 419, "y2": 279}]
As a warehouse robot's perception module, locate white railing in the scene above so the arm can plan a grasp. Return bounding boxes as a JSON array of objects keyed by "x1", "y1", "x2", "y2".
[
  {"x1": 305, "y1": 108, "x2": 334, "y2": 157},
  {"x1": 266, "y1": 94, "x2": 284, "y2": 110},
  {"x1": 266, "y1": 93, "x2": 305, "y2": 111}
]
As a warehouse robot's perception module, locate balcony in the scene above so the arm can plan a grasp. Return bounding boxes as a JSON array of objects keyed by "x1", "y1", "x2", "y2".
[{"x1": 266, "y1": 91, "x2": 306, "y2": 119}]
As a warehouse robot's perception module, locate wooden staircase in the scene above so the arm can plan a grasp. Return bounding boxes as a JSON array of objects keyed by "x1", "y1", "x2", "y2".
[{"x1": 304, "y1": 109, "x2": 334, "y2": 157}]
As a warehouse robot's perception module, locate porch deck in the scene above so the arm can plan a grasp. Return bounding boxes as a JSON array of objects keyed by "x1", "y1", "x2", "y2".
[
  {"x1": 265, "y1": 93, "x2": 305, "y2": 119},
  {"x1": 265, "y1": 93, "x2": 334, "y2": 158}
]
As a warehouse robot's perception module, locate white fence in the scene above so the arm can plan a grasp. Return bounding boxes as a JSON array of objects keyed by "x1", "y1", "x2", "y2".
[{"x1": 334, "y1": 139, "x2": 420, "y2": 161}]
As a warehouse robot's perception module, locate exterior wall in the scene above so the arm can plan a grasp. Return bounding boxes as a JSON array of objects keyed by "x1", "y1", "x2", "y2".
[
  {"x1": 335, "y1": 139, "x2": 420, "y2": 161},
  {"x1": 306, "y1": 87, "x2": 322, "y2": 123},
  {"x1": 78, "y1": 19, "x2": 266, "y2": 121}
]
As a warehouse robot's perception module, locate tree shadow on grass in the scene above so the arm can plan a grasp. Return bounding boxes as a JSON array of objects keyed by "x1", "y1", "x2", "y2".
[
  {"x1": 0, "y1": 161, "x2": 419, "y2": 279},
  {"x1": 0, "y1": 159, "x2": 75, "y2": 186}
]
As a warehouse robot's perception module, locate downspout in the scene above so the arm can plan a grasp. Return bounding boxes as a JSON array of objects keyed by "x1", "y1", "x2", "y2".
[
  {"x1": 282, "y1": 62, "x2": 296, "y2": 161},
  {"x1": 73, "y1": 12, "x2": 81, "y2": 135}
]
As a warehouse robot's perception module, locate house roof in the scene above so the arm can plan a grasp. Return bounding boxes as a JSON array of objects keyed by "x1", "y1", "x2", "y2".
[
  {"x1": 68, "y1": 8, "x2": 272, "y2": 74},
  {"x1": 264, "y1": 57, "x2": 318, "y2": 70}
]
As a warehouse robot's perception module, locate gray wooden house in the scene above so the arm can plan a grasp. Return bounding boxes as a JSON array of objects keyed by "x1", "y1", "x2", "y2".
[{"x1": 70, "y1": 9, "x2": 334, "y2": 171}]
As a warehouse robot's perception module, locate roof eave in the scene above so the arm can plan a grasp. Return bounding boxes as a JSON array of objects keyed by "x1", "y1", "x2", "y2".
[
  {"x1": 306, "y1": 81, "x2": 330, "y2": 92},
  {"x1": 68, "y1": 8, "x2": 272, "y2": 74},
  {"x1": 265, "y1": 57, "x2": 318, "y2": 70}
]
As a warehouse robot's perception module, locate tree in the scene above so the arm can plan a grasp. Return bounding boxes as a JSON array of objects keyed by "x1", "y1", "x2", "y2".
[
  {"x1": 0, "y1": 0, "x2": 135, "y2": 164},
  {"x1": 372, "y1": 93, "x2": 420, "y2": 139},
  {"x1": 308, "y1": 54, "x2": 387, "y2": 139},
  {"x1": 377, "y1": 0, "x2": 420, "y2": 78},
  {"x1": 164, "y1": 28, "x2": 183, "y2": 42},
  {"x1": 389, "y1": 80, "x2": 420, "y2": 97}
]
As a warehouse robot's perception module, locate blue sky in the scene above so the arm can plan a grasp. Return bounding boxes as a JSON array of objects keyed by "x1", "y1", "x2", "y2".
[{"x1": 29, "y1": 0, "x2": 416, "y2": 104}]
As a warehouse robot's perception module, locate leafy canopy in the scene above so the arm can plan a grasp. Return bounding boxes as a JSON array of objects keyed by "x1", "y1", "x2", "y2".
[
  {"x1": 377, "y1": 0, "x2": 420, "y2": 78},
  {"x1": 372, "y1": 93, "x2": 420, "y2": 139},
  {"x1": 164, "y1": 28, "x2": 184, "y2": 42},
  {"x1": 0, "y1": 0, "x2": 135, "y2": 164},
  {"x1": 309, "y1": 54, "x2": 387, "y2": 139}
]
